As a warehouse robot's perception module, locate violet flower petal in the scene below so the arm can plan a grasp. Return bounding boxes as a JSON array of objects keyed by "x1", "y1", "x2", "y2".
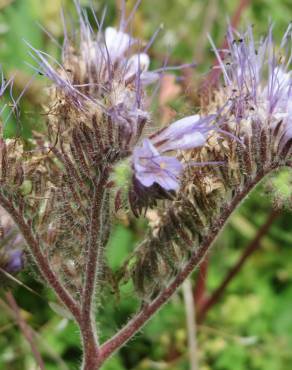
[
  {"x1": 151, "y1": 115, "x2": 208, "y2": 152},
  {"x1": 133, "y1": 139, "x2": 183, "y2": 190},
  {"x1": 5, "y1": 250, "x2": 23, "y2": 274}
]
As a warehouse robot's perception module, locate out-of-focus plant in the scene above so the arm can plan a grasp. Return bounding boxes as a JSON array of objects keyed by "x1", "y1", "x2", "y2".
[
  {"x1": 0, "y1": 206, "x2": 24, "y2": 282},
  {"x1": 0, "y1": 1, "x2": 291, "y2": 369}
]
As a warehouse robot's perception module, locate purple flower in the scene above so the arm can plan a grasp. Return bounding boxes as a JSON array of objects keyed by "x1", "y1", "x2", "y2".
[
  {"x1": 4, "y1": 250, "x2": 24, "y2": 274},
  {"x1": 210, "y1": 24, "x2": 292, "y2": 143},
  {"x1": 133, "y1": 114, "x2": 212, "y2": 190},
  {"x1": 28, "y1": 21, "x2": 158, "y2": 107},
  {"x1": 26, "y1": 5, "x2": 160, "y2": 149},
  {"x1": 124, "y1": 53, "x2": 155, "y2": 85},
  {"x1": 89, "y1": 26, "x2": 159, "y2": 87},
  {"x1": 0, "y1": 208, "x2": 24, "y2": 275},
  {"x1": 133, "y1": 138, "x2": 183, "y2": 190},
  {"x1": 150, "y1": 115, "x2": 208, "y2": 151},
  {"x1": 104, "y1": 27, "x2": 134, "y2": 63}
]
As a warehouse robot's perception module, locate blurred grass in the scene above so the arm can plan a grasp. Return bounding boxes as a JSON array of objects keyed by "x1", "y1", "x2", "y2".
[{"x1": 0, "y1": 0, "x2": 292, "y2": 369}]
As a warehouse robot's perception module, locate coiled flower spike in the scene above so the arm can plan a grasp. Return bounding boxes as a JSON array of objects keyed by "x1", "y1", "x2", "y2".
[
  {"x1": 208, "y1": 24, "x2": 292, "y2": 155},
  {"x1": 127, "y1": 24, "x2": 292, "y2": 298},
  {"x1": 28, "y1": 1, "x2": 213, "y2": 198},
  {"x1": 27, "y1": 1, "x2": 161, "y2": 159}
]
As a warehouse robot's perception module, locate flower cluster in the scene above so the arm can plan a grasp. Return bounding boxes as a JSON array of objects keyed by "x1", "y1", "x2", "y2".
[
  {"x1": 210, "y1": 25, "x2": 292, "y2": 151},
  {"x1": 29, "y1": 5, "x2": 158, "y2": 142},
  {"x1": 127, "y1": 24, "x2": 292, "y2": 298},
  {"x1": 28, "y1": 3, "x2": 213, "y2": 197}
]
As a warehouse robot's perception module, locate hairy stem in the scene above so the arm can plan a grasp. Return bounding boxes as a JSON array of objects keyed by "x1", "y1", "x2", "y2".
[
  {"x1": 0, "y1": 192, "x2": 81, "y2": 322},
  {"x1": 197, "y1": 208, "x2": 280, "y2": 322},
  {"x1": 99, "y1": 168, "x2": 273, "y2": 363},
  {"x1": 80, "y1": 173, "x2": 109, "y2": 370}
]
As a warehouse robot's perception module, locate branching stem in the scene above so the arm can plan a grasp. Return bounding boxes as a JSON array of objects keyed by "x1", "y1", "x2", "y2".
[
  {"x1": 99, "y1": 168, "x2": 274, "y2": 364},
  {"x1": 0, "y1": 192, "x2": 81, "y2": 322},
  {"x1": 80, "y1": 172, "x2": 109, "y2": 370}
]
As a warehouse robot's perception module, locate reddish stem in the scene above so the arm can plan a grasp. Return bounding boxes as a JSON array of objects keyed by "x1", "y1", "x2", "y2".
[
  {"x1": 99, "y1": 169, "x2": 273, "y2": 363},
  {"x1": 197, "y1": 209, "x2": 280, "y2": 322},
  {"x1": 80, "y1": 173, "x2": 109, "y2": 369},
  {"x1": 194, "y1": 256, "x2": 209, "y2": 310},
  {"x1": 0, "y1": 193, "x2": 81, "y2": 322}
]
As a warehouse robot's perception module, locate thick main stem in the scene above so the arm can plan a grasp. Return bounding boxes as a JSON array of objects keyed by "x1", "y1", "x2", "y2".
[
  {"x1": 0, "y1": 193, "x2": 81, "y2": 322},
  {"x1": 81, "y1": 173, "x2": 109, "y2": 370},
  {"x1": 99, "y1": 170, "x2": 272, "y2": 363}
]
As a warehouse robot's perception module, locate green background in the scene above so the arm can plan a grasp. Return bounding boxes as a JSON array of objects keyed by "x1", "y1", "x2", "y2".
[{"x1": 0, "y1": 0, "x2": 292, "y2": 369}]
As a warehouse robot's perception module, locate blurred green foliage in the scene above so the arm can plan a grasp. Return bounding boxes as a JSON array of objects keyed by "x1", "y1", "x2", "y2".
[{"x1": 0, "y1": 0, "x2": 292, "y2": 369}]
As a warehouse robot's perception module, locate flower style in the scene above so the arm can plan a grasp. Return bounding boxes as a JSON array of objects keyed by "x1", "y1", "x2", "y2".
[
  {"x1": 0, "y1": 70, "x2": 10, "y2": 97},
  {"x1": 0, "y1": 69, "x2": 13, "y2": 116},
  {"x1": 265, "y1": 67, "x2": 292, "y2": 138}
]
